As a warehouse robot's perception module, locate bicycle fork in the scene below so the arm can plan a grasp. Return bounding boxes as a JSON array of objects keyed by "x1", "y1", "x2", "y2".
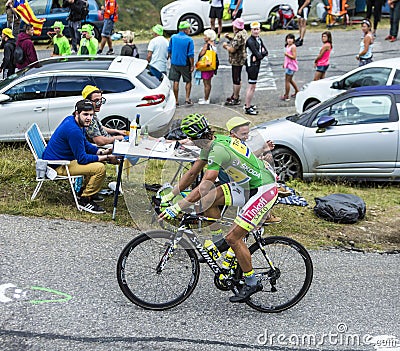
[{"x1": 155, "y1": 228, "x2": 185, "y2": 273}]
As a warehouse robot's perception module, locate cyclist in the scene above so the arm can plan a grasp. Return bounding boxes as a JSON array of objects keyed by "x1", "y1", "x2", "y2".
[{"x1": 159, "y1": 114, "x2": 278, "y2": 302}]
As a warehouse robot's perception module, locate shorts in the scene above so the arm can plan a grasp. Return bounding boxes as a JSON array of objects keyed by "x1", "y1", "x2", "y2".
[
  {"x1": 298, "y1": 6, "x2": 309, "y2": 20},
  {"x1": 201, "y1": 70, "x2": 214, "y2": 80},
  {"x1": 101, "y1": 18, "x2": 114, "y2": 37},
  {"x1": 209, "y1": 6, "x2": 223, "y2": 19},
  {"x1": 359, "y1": 57, "x2": 373, "y2": 67},
  {"x1": 230, "y1": 8, "x2": 243, "y2": 20},
  {"x1": 221, "y1": 182, "x2": 278, "y2": 231},
  {"x1": 169, "y1": 64, "x2": 192, "y2": 83},
  {"x1": 285, "y1": 68, "x2": 296, "y2": 76},
  {"x1": 231, "y1": 65, "x2": 243, "y2": 85},
  {"x1": 316, "y1": 65, "x2": 329, "y2": 72},
  {"x1": 246, "y1": 64, "x2": 260, "y2": 84}
]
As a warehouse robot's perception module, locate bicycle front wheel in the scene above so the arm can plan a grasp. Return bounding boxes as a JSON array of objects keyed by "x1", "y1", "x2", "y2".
[
  {"x1": 117, "y1": 230, "x2": 200, "y2": 310},
  {"x1": 246, "y1": 236, "x2": 313, "y2": 313}
]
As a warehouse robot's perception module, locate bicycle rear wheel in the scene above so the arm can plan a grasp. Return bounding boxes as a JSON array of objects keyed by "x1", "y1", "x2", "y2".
[
  {"x1": 117, "y1": 230, "x2": 200, "y2": 310},
  {"x1": 245, "y1": 236, "x2": 313, "y2": 313}
]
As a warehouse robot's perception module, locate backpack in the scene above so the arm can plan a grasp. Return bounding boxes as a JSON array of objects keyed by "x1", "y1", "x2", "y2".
[
  {"x1": 263, "y1": 12, "x2": 279, "y2": 31},
  {"x1": 13, "y1": 45, "x2": 25, "y2": 65}
]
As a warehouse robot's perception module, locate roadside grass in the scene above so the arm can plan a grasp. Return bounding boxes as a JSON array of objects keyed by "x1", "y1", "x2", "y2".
[{"x1": 1, "y1": 143, "x2": 399, "y2": 252}]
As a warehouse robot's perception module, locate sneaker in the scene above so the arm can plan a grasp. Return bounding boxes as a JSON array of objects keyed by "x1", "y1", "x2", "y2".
[
  {"x1": 198, "y1": 99, "x2": 210, "y2": 105},
  {"x1": 78, "y1": 197, "x2": 106, "y2": 214},
  {"x1": 97, "y1": 49, "x2": 103, "y2": 55},
  {"x1": 295, "y1": 38, "x2": 303, "y2": 47},
  {"x1": 106, "y1": 49, "x2": 114, "y2": 55},
  {"x1": 389, "y1": 36, "x2": 397, "y2": 42},
  {"x1": 243, "y1": 104, "x2": 257, "y2": 110},
  {"x1": 245, "y1": 106, "x2": 258, "y2": 115},
  {"x1": 229, "y1": 281, "x2": 263, "y2": 303},
  {"x1": 91, "y1": 193, "x2": 104, "y2": 203},
  {"x1": 385, "y1": 34, "x2": 393, "y2": 40},
  {"x1": 71, "y1": 50, "x2": 76, "y2": 55},
  {"x1": 280, "y1": 95, "x2": 290, "y2": 102},
  {"x1": 226, "y1": 98, "x2": 241, "y2": 106},
  {"x1": 226, "y1": 95, "x2": 234, "y2": 103}
]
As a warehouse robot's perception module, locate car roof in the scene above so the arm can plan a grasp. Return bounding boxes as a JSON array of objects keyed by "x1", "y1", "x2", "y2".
[
  {"x1": 351, "y1": 85, "x2": 400, "y2": 93},
  {"x1": 365, "y1": 57, "x2": 400, "y2": 69}
]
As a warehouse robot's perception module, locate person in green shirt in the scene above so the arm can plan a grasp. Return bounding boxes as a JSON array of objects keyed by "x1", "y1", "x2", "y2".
[
  {"x1": 159, "y1": 113, "x2": 278, "y2": 303},
  {"x1": 77, "y1": 24, "x2": 98, "y2": 55},
  {"x1": 51, "y1": 21, "x2": 71, "y2": 56}
]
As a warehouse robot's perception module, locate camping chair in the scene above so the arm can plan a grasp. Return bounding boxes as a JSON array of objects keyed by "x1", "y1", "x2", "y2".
[
  {"x1": 326, "y1": 0, "x2": 350, "y2": 28},
  {"x1": 25, "y1": 123, "x2": 82, "y2": 211}
]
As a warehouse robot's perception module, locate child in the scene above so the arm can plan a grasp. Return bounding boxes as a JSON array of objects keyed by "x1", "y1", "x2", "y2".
[
  {"x1": 313, "y1": 31, "x2": 332, "y2": 80},
  {"x1": 356, "y1": 19, "x2": 374, "y2": 67},
  {"x1": 281, "y1": 33, "x2": 299, "y2": 101}
]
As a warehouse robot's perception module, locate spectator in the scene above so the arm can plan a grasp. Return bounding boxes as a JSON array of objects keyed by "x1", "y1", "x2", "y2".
[
  {"x1": 313, "y1": 31, "x2": 332, "y2": 80},
  {"x1": 63, "y1": 0, "x2": 87, "y2": 54},
  {"x1": 77, "y1": 24, "x2": 98, "y2": 55},
  {"x1": 385, "y1": 0, "x2": 400, "y2": 42},
  {"x1": 147, "y1": 24, "x2": 169, "y2": 75},
  {"x1": 120, "y1": 31, "x2": 139, "y2": 57},
  {"x1": 366, "y1": 0, "x2": 384, "y2": 36},
  {"x1": 97, "y1": 0, "x2": 118, "y2": 55},
  {"x1": 295, "y1": 0, "x2": 311, "y2": 47},
  {"x1": 198, "y1": 29, "x2": 217, "y2": 105},
  {"x1": 0, "y1": 28, "x2": 16, "y2": 78},
  {"x1": 81, "y1": 85, "x2": 126, "y2": 145},
  {"x1": 281, "y1": 33, "x2": 299, "y2": 101},
  {"x1": 209, "y1": 0, "x2": 223, "y2": 43},
  {"x1": 356, "y1": 19, "x2": 374, "y2": 67},
  {"x1": 243, "y1": 21, "x2": 268, "y2": 116},
  {"x1": 5, "y1": 0, "x2": 20, "y2": 38},
  {"x1": 42, "y1": 99, "x2": 119, "y2": 214},
  {"x1": 51, "y1": 21, "x2": 71, "y2": 56},
  {"x1": 16, "y1": 24, "x2": 38, "y2": 70},
  {"x1": 168, "y1": 20, "x2": 195, "y2": 106},
  {"x1": 222, "y1": 18, "x2": 247, "y2": 106},
  {"x1": 229, "y1": 0, "x2": 243, "y2": 20}
]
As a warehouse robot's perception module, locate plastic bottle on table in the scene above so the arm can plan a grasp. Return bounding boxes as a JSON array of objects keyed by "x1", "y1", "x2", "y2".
[
  {"x1": 135, "y1": 114, "x2": 141, "y2": 146},
  {"x1": 129, "y1": 121, "x2": 137, "y2": 144}
]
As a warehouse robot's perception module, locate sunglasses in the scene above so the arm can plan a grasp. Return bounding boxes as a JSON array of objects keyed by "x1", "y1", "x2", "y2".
[{"x1": 92, "y1": 97, "x2": 106, "y2": 106}]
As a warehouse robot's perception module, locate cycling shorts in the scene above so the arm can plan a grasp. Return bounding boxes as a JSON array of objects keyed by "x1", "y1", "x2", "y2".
[{"x1": 221, "y1": 182, "x2": 278, "y2": 231}]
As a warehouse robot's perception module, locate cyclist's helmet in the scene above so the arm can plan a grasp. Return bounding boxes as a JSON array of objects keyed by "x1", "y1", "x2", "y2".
[{"x1": 180, "y1": 113, "x2": 210, "y2": 139}]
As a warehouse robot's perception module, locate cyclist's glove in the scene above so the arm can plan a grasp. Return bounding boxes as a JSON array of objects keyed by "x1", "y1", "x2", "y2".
[
  {"x1": 160, "y1": 191, "x2": 175, "y2": 204},
  {"x1": 160, "y1": 203, "x2": 181, "y2": 220}
]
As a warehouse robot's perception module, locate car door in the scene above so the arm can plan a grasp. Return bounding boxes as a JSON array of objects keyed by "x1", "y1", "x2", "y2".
[
  {"x1": 0, "y1": 76, "x2": 50, "y2": 141},
  {"x1": 302, "y1": 93, "x2": 399, "y2": 176},
  {"x1": 46, "y1": 75, "x2": 96, "y2": 136}
]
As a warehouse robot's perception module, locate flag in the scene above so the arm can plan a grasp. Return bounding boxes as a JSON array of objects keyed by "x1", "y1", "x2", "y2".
[{"x1": 13, "y1": 0, "x2": 46, "y2": 36}]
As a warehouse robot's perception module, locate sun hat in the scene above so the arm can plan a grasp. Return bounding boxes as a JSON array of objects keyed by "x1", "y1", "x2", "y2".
[
  {"x1": 75, "y1": 99, "x2": 94, "y2": 113},
  {"x1": 82, "y1": 85, "x2": 101, "y2": 99},
  {"x1": 2, "y1": 28, "x2": 14, "y2": 39},
  {"x1": 226, "y1": 117, "x2": 250, "y2": 132},
  {"x1": 178, "y1": 21, "x2": 191, "y2": 30},
  {"x1": 78, "y1": 24, "x2": 94, "y2": 33},
  {"x1": 250, "y1": 21, "x2": 261, "y2": 29},
  {"x1": 51, "y1": 21, "x2": 64, "y2": 31},
  {"x1": 152, "y1": 24, "x2": 164, "y2": 36},
  {"x1": 232, "y1": 18, "x2": 245, "y2": 30}
]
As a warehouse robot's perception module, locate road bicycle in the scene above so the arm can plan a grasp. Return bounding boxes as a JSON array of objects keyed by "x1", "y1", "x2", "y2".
[{"x1": 117, "y1": 201, "x2": 313, "y2": 313}]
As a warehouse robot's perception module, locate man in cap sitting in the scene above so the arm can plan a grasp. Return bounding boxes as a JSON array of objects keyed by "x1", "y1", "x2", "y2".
[
  {"x1": 51, "y1": 21, "x2": 71, "y2": 56},
  {"x1": 78, "y1": 24, "x2": 98, "y2": 55},
  {"x1": 168, "y1": 20, "x2": 195, "y2": 106},
  {"x1": 82, "y1": 85, "x2": 126, "y2": 146}
]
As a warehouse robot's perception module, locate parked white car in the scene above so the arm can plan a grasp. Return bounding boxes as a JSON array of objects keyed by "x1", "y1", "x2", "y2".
[
  {"x1": 0, "y1": 56, "x2": 176, "y2": 142},
  {"x1": 295, "y1": 58, "x2": 400, "y2": 114},
  {"x1": 161, "y1": 0, "x2": 298, "y2": 36}
]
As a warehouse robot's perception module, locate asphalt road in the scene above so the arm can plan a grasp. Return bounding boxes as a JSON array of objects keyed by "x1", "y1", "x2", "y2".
[{"x1": 0, "y1": 214, "x2": 399, "y2": 351}]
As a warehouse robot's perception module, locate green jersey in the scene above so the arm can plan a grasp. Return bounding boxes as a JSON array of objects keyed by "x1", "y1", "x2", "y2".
[{"x1": 200, "y1": 135, "x2": 275, "y2": 189}]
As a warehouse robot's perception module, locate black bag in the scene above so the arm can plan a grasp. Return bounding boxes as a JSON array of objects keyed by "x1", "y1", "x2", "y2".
[
  {"x1": 13, "y1": 45, "x2": 24, "y2": 65},
  {"x1": 314, "y1": 193, "x2": 366, "y2": 224},
  {"x1": 164, "y1": 119, "x2": 187, "y2": 140}
]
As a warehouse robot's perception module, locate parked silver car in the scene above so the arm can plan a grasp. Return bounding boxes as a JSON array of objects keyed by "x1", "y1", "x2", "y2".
[
  {"x1": 0, "y1": 56, "x2": 176, "y2": 142},
  {"x1": 250, "y1": 86, "x2": 400, "y2": 181}
]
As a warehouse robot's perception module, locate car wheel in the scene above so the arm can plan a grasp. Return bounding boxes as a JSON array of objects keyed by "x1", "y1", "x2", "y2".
[
  {"x1": 102, "y1": 116, "x2": 130, "y2": 131},
  {"x1": 179, "y1": 14, "x2": 203, "y2": 36},
  {"x1": 304, "y1": 99, "x2": 320, "y2": 112},
  {"x1": 272, "y1": 147, "x2": 302, "y2": 181}
]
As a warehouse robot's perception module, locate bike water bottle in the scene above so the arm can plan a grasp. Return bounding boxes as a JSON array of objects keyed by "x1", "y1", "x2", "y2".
[
  {"x1": 135, "y1": 114, "x2": 142, "y2": 146},
  {"x1": 204, "y1": 239, "x2": 221, "y2": 260},
  {"x1": 221, "y1": 247, "x2": 237, "y2": 271}
]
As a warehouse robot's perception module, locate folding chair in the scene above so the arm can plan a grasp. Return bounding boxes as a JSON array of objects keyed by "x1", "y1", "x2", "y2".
[{"x1": 25, "y1": 123, "x2": 83, "y2": 211}]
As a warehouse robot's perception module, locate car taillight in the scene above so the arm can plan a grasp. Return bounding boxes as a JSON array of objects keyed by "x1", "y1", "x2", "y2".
[{"x1": 136, "y1": 94, "x2": 165, "y2": 107}]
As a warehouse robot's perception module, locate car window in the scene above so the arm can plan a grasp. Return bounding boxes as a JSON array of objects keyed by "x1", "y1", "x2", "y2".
[
  {"x1": 92, "y1": 77, "x2": 135, "y2": 93},
  {"x1": 392, "y1": 69, "x2": 400, "y2": 85},
  {"x1": 342, "y1": 68, "x2": 392, "y2": 89},
  {"x1": 4, "y1": 77, "x2": 50, "y2": 101},
  {"x1": 29, "y1": 0, "x2": 48, "y2": 15},
  {"x1": 312, "y1": 95, "x2": 392, "y2": 126},
  {"x1": 52, "y1": 76, "x2": 95, "y2": 98},
  {"x1": 136, "y1": 66, "x2": 164, "y2": 89}
]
